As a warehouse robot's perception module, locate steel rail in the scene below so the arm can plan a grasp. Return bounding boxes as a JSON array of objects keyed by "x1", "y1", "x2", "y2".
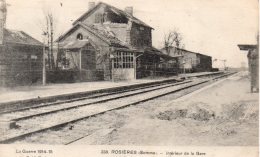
[
  {"x1": 9, "y1": 80, "x2": 192, "y2": 122},
  {"x1": 0, "y1": 79, "x2": 181, "y2": 115}
]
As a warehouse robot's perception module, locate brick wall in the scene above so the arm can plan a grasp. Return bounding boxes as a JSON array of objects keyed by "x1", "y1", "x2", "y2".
[
  {"x1": 195, "y1": 54, "x2": 212, "y2": 72},
  {"x1": 0, "y1": 44, "x2": 43, "y2": 86},
  {"x1": 130, "y1": 22, "x2": 152, "y2": 48}
]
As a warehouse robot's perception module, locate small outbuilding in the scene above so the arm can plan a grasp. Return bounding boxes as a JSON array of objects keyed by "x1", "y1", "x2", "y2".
[
  {"x1": 0, "y1": 29, "x2": 43, "y2": 86},
  {"x1": 238, "y1": 44, "x2": 259, "y2": 93},
  {"x1": 161, "y1": 46, "x2": 212, "y2": 73}
]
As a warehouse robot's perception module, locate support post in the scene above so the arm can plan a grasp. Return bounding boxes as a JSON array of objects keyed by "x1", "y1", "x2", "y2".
[
  {"x1": 135, "y1": 53, "x2": 143, "y2": 80},
  {"x1": 109, "y1": 48, "x2": 115, "y2": 82},
  {"x1": 182, "y1": 58, "x2": 186, "y2": 74},
  {"x1": 111, "y1": 57, "x2": 114, "y2": 82},
  {"x1": 134, "y1": 53, "x2": 136, "y2": 80},
  {"x1": 79, "y1": 49, "x2": 82, "y2": 81}
]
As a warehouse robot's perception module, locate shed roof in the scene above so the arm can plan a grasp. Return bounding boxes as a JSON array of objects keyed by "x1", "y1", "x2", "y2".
[
  {"x1": 161, "y1": 46, "x2": 211, "y2": 58},
  {"x1": 72, "y1": 2, "x2": 153, "y2": 29},
  {"x1": 61, "y1": 40, "x2": 90, "y2": 50},
  {"x1": 143, "y1": 46, "x2": 177, "y2": 60},
  {"x1": 238, "y1": 44, "x2": 257, "y2": 51},
  {"x1": 4, "y1": 29, "x2": 43, "y2": 46}
]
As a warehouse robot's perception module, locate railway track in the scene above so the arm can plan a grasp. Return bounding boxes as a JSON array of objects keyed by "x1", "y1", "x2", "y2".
[
  {"x1": 0, "y1": 72, "x2": 224, "y2": 113},
  {"x1": 0, "y1": 72, "x2": 236, "y2": 144},
  {"x1": 0, "y1": 79, "x2": 184, "y2": 114},
  {"x1": 0, "y1": 80, "x2": 192, "y2": 121}
]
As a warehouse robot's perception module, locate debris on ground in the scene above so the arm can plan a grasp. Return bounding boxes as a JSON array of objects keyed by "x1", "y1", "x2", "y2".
[
  {"x1": 157, "y1": 104, "x2": 215, "y2": 121},
  {"x1": 219, "y1": 101, "x2": 259, "y2": 122}
]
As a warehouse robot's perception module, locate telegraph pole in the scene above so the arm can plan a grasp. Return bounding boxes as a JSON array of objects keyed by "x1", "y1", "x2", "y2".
[
  {"x1": 214, "y1": 59, "x2": 227, "y2": 71},
  {"x1": 219, "y1": 59, "x2": 227, "y2": 70},
  {"x1": 50, "y1": 14, "x2": 54, "y2": 69},
  {"x1": 42, "y1": 32, "x2": 47, "y2": 85}
]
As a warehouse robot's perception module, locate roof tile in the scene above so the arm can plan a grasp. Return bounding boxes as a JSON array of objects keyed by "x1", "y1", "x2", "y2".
[{"x1": 4, "y1": 29, "x2": 43, "y2": 46}]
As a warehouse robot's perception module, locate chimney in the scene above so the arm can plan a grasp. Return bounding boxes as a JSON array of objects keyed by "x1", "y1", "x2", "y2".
[
  {"x1": 88, "y1": 2, "x2": 95, "y2": 10},
  {"x1": 0, "y1": 0, "x2": 7, "y2": 45},
  {"x1": 125, "y1": 7, "x2": 133, "y2": 16}
]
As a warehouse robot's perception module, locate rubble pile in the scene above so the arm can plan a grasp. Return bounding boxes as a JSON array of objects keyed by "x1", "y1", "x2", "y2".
[
  {"x1": 157, "y1": 104, "x2": 215, "y2": 121},
  {"x1": 219, "y1": 102, "x2": 258, "y2": 122}
]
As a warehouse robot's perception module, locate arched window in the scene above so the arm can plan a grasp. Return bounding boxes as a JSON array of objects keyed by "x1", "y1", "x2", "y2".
[{"x1": 77, "y1": 33, "x2": 83, "y2": 40}]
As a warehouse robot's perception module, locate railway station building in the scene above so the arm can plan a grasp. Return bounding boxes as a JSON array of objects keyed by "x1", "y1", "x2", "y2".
[{"x1": 56, "y1": 2, "x2": 176, "y2": 82}]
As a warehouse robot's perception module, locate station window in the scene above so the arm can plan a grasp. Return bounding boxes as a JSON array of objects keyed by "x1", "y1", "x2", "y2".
[
  {"x1": 114, "y1": 52, "x2": 134, "y2": 69},
  {"x1": 77, "y1": 33, "x2": 83, "y2": 40}
]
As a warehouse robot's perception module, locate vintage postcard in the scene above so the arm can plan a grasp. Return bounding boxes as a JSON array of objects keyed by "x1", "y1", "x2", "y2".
[{"x1": 0, "y1": 0, "x2": 259, "y2": 157}]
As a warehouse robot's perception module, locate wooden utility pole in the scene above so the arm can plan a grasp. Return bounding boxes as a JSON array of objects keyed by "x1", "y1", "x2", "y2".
[
  {"x1": 49, "y1": 14, "x2": 54, "y2": 69},
  {"x1": 42, "y1": 37, "x2": 46, "y2": 85},
  {"x1": 46, "y1": 17, "x2": 50, "y2": 70},
  {"x1": 42, "y1": 30, "x2": 48, "y2": 86},
  {"x1": 219, "y1": 59, "x2": 227, "y2": 70}
]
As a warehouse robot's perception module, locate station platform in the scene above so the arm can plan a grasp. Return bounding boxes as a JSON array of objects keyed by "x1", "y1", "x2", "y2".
[{"x1": 0, "y1": 72, "x2": 222, "y2": 106}]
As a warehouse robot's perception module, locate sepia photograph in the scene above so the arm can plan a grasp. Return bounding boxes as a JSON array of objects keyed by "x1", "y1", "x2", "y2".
[{"x1": 0, "y1": 0, "x2": 259, "y2": 156}]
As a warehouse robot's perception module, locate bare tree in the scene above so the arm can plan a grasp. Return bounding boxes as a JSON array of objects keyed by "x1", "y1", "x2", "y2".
[
  {"x1": 36, "y1": 10, "x2": 56, "y2": 70},
  {"x1": 164, "y1": 28, "x2": 184, "y2": 56},
  {"x1": 45, "y1": 12, "x2": 55, "y2": 69},
  {"x1": 56, "y1": 31, "x2": 64, "y2": 69}
]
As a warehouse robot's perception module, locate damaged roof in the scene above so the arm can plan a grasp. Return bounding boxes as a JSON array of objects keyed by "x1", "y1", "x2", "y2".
[
  {"x1": 138, "y1": 46, "x2": 177, "y2": 60},
  {"x1": 57, "y1": 23, "x2": 171, "y2": 58},
  {"x1": 72, "y1": 2, "x2": 153, "y2": 29},
  {"x1": 81, "y1": 23, "x2": 126, "y2": 47},
  {"x1": 4, "y1": 29, "x2": 43, "y2": 46},
  {"x1": 57, "y1": 22, "x2": 128, "y2": 48}
]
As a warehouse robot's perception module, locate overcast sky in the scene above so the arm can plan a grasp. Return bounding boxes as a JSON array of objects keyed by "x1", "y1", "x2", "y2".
[{"x1": 5, "y1": 0, "x2": 259, "y2": 68}]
